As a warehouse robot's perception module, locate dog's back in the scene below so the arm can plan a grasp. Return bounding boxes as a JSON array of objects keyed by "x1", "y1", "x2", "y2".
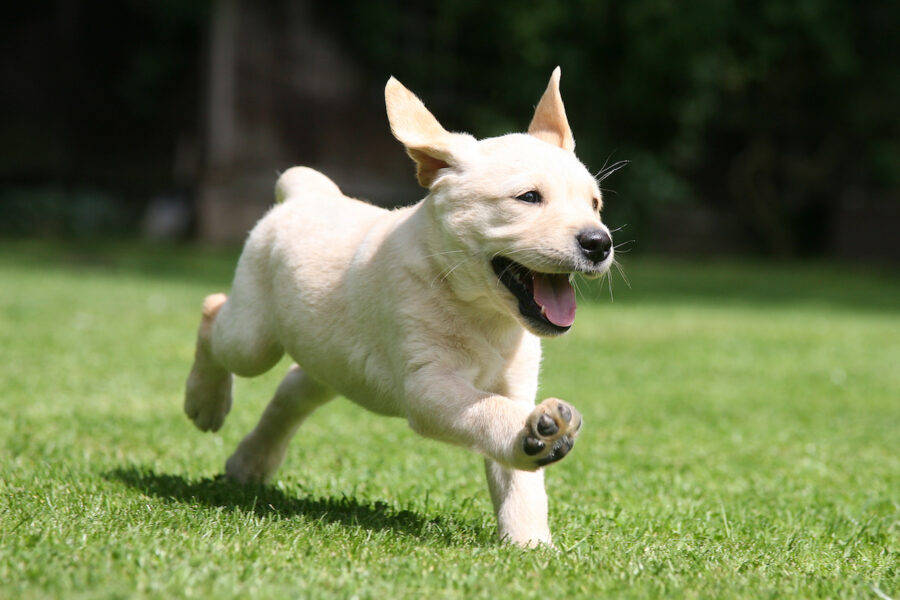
[
  {"x1": 230, "y1": 166, "x2": 420, "y2": 411},
  {"x1": 276, "y1": 167, "x2": 342, "y2": 204},
  {"x1": 265, "y1": 166, "x2": 391, "y2": 273}
]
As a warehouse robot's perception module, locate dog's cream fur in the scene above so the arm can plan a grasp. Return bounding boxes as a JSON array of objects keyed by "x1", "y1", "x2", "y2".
[{"x1": 184, "y1": 68, "x2": 614, "y2": 547}]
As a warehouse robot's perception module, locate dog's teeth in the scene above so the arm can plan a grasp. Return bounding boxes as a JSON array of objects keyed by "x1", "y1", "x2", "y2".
[{"x1": 540, "y1": 306, "x2": 547, "y2": 318}]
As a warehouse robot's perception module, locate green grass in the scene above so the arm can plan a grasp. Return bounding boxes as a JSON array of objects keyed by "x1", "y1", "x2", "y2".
[{"x1": 1, "y1": 239, "x2": 898, "y2": 599}]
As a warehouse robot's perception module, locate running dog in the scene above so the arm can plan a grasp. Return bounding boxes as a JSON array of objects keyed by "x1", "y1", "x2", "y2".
[{"x1": 185, "y1": 68, "x2": 614, "y2": 546}]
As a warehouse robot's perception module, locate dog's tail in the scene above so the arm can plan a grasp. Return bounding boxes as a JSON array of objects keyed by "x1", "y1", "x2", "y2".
[{"x1": 275, "y1": 167, "x2": 342, "y2": 203}]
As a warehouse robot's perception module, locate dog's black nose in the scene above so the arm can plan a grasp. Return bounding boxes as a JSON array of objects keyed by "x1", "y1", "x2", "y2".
[{"x1": 577, "y1": 228, "x2": 612, "y2": 263}]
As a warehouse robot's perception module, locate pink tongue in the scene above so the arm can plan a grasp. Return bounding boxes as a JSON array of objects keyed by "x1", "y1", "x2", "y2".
[{"x1": 532, "y1": 273, "x2": 576, "y2": 327}]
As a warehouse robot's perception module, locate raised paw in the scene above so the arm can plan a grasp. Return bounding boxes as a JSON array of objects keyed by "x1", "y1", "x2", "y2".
[{"x1": 521, "y1": 398, "x2": 582, "y2": 468}]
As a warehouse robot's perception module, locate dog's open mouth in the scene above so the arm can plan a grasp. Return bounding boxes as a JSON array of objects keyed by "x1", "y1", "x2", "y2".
[{"x1": 491, "y1": 256, "x2": 576, "y2": 334}]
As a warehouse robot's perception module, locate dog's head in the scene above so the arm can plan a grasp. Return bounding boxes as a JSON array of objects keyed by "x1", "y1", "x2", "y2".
[{"x1": 386, "y1": 68, "x2": 614, "y2": 337}]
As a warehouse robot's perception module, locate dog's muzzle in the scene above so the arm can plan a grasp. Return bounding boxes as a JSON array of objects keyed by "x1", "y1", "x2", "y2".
[{"x1": 577, "y1": 228, "x2": 612, "y2": 264}]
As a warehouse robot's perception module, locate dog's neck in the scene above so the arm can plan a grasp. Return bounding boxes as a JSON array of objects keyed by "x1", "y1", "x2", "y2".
[{"x1": 408, "y1": 195, "x2": 527, "y2": 348}]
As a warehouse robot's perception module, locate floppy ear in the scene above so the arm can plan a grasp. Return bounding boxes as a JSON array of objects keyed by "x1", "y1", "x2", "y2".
[
  {"x1": 528, "y1": 66, "x2": 575, "y2": 153},
  {"x1": 385, "y1": 77, "x2": 464, "y2": 188}
]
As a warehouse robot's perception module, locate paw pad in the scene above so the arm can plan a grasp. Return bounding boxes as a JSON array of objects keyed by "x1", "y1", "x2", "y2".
[
  {"x1": 537, "y1": 414, "x2": 558, "y2": 436},
  {"x1": 522, "y1": 398, "x2": 582, "y2": 468}
]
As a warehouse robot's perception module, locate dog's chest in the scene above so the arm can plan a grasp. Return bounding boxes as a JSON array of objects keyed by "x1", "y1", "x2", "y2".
[
  {"x1": 454, "y1": 331, "x2": 535, "y2": 397},
  {"x1": 470, "y1": 349, "x2": 513, "y2": 393}
]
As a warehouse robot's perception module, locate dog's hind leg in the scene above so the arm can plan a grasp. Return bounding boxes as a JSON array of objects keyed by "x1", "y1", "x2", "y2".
[
  {"x1": 225, "y1": 364, "x2": 336, "y2": 483},
  {"x1": 184, "y1": 293, "x2": 234, "y2": 432},
  {"x1": 184, "y1": 282, "x2": 284, "y2": 431}
]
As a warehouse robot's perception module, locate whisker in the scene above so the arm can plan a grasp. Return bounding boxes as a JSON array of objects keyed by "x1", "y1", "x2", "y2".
[
  {"x1": 595, "y1": 160, "x2": 630, "y2": 183},
  {"x1": 597, "y1": 271, "x2": 613, "y2": 303},
  {"x1": 613, "y1": 259, "x2": 631, "y2": 289},
  {"x1": 495, "y1": 246, "x2": 576, "y2": 273},
  {"x1": 430, "y1": 257, "x2": 472, "y2": 287},
  {"x1": 496, "y1": 259, "x2": 521, "y2": 285},
  {"x1": 423, "y1": 249, "x2": 466, "y2": 259},
  {"x1": 613, "y1": 239, "x2": 636, "y2": 255},
  {"x1": 498, "y1": 246, "x2": 551, "y2": 257},
  {"x1": 607, "y1": 267, "x2": 615, "y2": 302},
  {"x1": 569, "y1": 273, "x2": 584, "y2": 300},
  {"x1": 595, "y1": 151, "x2": 619, "y2": 179},
  {"x1": 442, "y1": 260, "x2": 467, "y2": 280}
]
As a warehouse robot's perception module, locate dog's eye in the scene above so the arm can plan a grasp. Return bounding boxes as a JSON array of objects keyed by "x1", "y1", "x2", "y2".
[
  {"x1": 516, "y1": 191, "x2": 542, "y2": 204},
  {"x1": 592, "y1": 197, "x2": 600, "y2": 212}
]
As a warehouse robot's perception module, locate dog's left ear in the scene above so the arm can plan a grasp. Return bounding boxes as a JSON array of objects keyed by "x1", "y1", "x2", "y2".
[
  {"x1": 385, "y1": 77, "x2": 472, "y2": 188},
  {"x1": 528, "y1": 67, "x2": 575, "y2": 153}
]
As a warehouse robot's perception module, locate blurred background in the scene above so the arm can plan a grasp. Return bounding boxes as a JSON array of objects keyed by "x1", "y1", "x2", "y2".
[{"x1": 2, "y1": 0, "x2": 898, "y2": 261}]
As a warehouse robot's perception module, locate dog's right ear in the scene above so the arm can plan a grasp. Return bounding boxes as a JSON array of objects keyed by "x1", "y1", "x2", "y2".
[{"x1": 385, "y1": 77, "x2": 469, "y2": 188}]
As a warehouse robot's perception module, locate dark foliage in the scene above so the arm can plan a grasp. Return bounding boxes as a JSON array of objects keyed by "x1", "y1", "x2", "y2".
[
  {"x1": 318, "y1": 0, "x2": 900, "y2": 255},
  {"x1": 2, "y1": 1, "x2": 897, "y2": 255}
]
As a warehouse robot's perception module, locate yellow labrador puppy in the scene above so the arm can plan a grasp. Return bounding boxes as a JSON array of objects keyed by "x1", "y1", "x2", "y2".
[{"x1": 185, "y1": 68, "x2": 614, "y2": 547}]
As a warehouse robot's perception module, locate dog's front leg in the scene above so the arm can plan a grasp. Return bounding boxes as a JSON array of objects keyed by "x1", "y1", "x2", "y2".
[
  {"x1": 484, "y1": 458, "x2": 551, "y2": 547},
  {"x1": 405, "y1": 368, "x2": 580, "y2": 546},
  {"x1": 406, "y1": 369, "x2": 582, "y2": 471}
]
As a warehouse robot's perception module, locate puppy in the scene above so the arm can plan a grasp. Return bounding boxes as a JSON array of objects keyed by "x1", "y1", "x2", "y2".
[{"x1": 184, "y1": 67, "x2": 614, "y2": 547}]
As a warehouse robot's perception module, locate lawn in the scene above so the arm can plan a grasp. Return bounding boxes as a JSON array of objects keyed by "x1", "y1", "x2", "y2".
[{"x1": 1, "y1": 240, "x2": 898, "y2": 599}]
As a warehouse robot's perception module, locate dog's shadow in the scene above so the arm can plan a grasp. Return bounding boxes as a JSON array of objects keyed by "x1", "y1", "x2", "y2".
[{"x1": 106, "y1": 466, "x2": 481, "y2": 543}]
